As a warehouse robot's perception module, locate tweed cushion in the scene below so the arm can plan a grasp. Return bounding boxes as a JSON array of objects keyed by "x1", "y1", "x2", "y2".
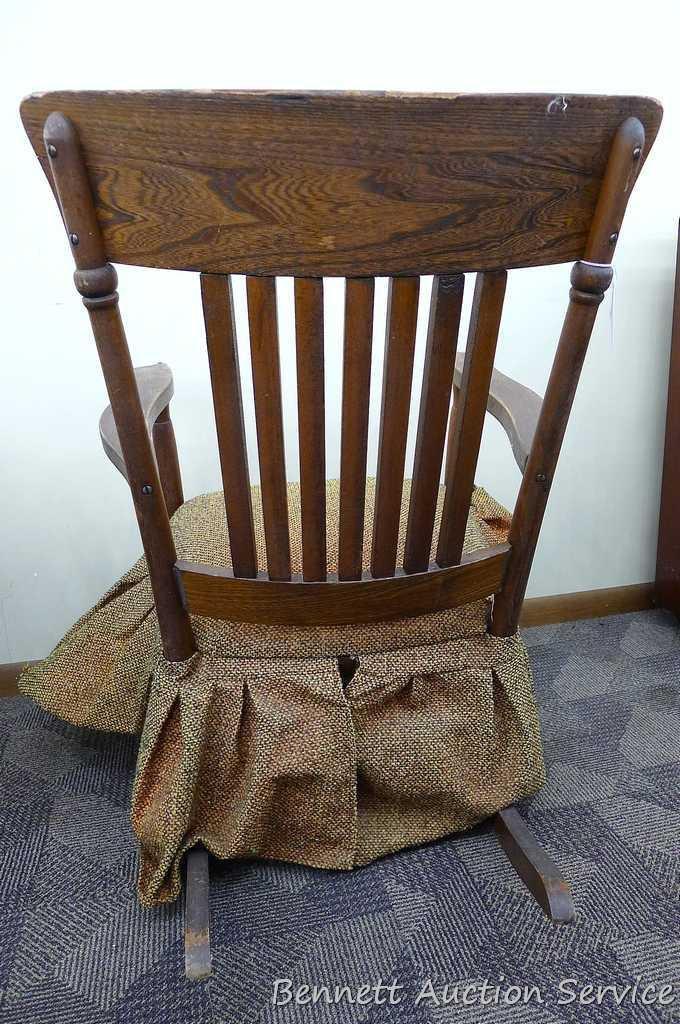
[{"x1": 20, "y1": 480, "x2": 545, "y2": 906}]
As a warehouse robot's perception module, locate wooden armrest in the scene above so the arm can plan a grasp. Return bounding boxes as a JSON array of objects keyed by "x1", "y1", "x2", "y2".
[
  {"x1": 454, "y1": 352, "x2": 542, "y2": 472},
  {"x1": 99, "y1": 362, "x2": 174, "y2": 479}
]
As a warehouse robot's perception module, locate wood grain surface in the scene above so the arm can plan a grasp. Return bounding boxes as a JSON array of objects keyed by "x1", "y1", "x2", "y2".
[
  {"x1": 176, "y1": 543, "x2": 510, "y2": 625},
  {"x1": 338, "y1": 278, "x2": 375, "y2": 581},
  {"x1": 200, "y1": 273, "x2": 258, "y2": 577},
  {"x1": 22, "y1": 92, "x2": 662, "y2": 276}
]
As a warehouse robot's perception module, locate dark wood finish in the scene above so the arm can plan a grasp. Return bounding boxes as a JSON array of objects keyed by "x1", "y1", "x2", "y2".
[
  {"x1": 185, "y1": 846, "x2": 212, "y2": 980},
  {"x1": 101, "y1": 363, "x2": 183, "y2": 515},
  {"x1": 295, "y1": 279, "x2": 326, "y2": 581},
  {"x1": 152, "y1": 407, "x2": 184, "y2": 517},
  {"x1": 404, "y1": 275, "x2": 464, "y2": 573},
  {"x1": 492, "y1": 117, "x2": 647, "y2": 636},
  {"x1": 100, "y1": 362, "x2": 173, "y2": 478},
  {"x1": 43, "y1": 112, "x2": 195, "y2": 661},
  {"x1": 438, "y1": 272, "x2": 507, "y2": 566},
  {"x1": 454, "y1": 353, "x2": 542, "y2": 473},
  {"x1": 91, "y1": 314, "x2": 195, "y2": 661},
  {"x1": 491, "y1": 271, "x2": 613, "y2": 634},
  {"x1": 176, "y1": 543, "x2": 509, "y2": 626},
  {"x1": 200, "y1": 274, "x2": 257, "y2": 577},
  {"x1": 246, "y1": 276, "x2": 291, "y2": 580},
  {"x1": 655, "y1": 221, "x2": 680, "y2": 617},
  {"x1": 495, "y1": 807, "x2": 575, "y2": 923},
  {"x1": 521, "y1": 582, "x2": 654, "y2": 628},
  {"x1": 371, "y1": 277, "x2": 420, "y2": 578},
  {"x1": 338, "y1": 278, "x2": 374, "y2": 581},
  {"x1": 21, "y1": 93, "x2": 662, "y2": 277}
]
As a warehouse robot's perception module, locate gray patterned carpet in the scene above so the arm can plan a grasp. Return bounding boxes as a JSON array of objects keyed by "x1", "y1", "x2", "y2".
[{"x1": 0, "y1": 610, "x2": 678, "y2": 1023}]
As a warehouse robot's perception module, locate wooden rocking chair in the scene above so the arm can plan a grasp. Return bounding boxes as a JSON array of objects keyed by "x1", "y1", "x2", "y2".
[{"x1": 21, "y1": 90, "x2": 661, "y2": 979}]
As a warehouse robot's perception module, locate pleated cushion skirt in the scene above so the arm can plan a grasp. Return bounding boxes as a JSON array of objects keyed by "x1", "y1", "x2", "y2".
[{"x1": 20, "y1": 480, "x2": 545, "y2": 905}]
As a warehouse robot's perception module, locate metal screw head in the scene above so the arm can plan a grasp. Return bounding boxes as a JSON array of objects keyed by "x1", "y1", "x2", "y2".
[
  {"x1": 609, "y1": 231, "x2": 618, "y2": 245},
  {"x1": 141, "y1": 484, "x2": 153, "y2": 495},
  {"x1": 47, "y1": 143, "x2": 57, "y2": 158},
  {"x1": 535, "y1": 472, "x2": 547, "y2": 484},
  {"x1": 632, "y1": 146, "x2": 642, "y2": 160},
  {"x1": 69, "y1": 232, "x2": 79, "y2": 247}
]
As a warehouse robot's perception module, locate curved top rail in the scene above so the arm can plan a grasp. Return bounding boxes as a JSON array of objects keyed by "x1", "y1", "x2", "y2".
[{"x1": 21, "y1": 91, "x2": 662, "y2": 277}]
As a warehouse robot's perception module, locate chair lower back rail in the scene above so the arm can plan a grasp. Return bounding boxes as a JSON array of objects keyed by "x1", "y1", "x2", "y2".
[{"x1": 174, "y1": 544, "x2": 510, "y2": 626}]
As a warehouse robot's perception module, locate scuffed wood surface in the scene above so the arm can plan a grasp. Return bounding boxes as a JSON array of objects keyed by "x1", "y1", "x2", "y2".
[{"x1": 22, "y1": 91, "x2": 661, "y2": 276}]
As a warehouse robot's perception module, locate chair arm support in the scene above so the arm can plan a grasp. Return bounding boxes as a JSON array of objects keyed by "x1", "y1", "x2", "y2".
[
  {"x1": 454, "y1": 352, "x2": 542, "y2": 472},
  {"x1": 99, "y1": 362, "x2": 174, "y2": 480}
]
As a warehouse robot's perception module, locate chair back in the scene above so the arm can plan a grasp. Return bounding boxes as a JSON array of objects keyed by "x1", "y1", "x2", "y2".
[{"x1": 21, "y1": 91, "x2": 662, "y2": 658}]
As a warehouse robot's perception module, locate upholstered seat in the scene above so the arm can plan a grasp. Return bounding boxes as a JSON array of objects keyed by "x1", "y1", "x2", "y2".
[
  {"x1": 175, "y1": 476, "x2": 508, "y2": 577},
  {"x1": 21, "y1": 481, "x2": 544, "y2": 905}
]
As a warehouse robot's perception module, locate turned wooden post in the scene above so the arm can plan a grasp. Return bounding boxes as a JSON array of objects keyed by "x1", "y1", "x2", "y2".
[
  {"x1": 491, "y1": 117, "x2": 646, "y2": 636},
  {"x1": 43, "y1": 112, "x2": 195, "y2": 662}
]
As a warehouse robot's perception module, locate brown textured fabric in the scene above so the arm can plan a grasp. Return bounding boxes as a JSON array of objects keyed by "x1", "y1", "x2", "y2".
[{"x1": 20, "y1": 480, "x2": 545, "y2": 906}]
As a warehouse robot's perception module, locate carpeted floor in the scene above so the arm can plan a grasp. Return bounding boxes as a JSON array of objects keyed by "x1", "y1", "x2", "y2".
[{"x1": 0, "y1": 609, "x2": 678, "y2": 1023}]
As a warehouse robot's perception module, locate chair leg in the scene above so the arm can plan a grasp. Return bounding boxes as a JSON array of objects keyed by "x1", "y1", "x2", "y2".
[
  {"x1": 494, "y1": 806, "x2": 576, "y2": 924},
  {"x1": 185, "y1": 845, "x2": 212, "y2": 980}
]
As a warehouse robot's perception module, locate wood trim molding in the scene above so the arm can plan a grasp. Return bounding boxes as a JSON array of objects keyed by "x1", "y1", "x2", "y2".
[
  {"x1": 0, "y1": 583, "x2": 655, "y2": 698},
  {"x1": 655, "y1": 220, "x2": 680, "y2": 619},
  {"x1": 519, "y1": 582, "x2": 655, "y2": 628},
  {"x1": 0, "y1": 661, "x2": 37, "y2": 699}
]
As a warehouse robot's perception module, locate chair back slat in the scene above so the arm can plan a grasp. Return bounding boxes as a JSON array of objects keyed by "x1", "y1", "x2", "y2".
[
  {"x1": 370, "y1": 277, "x2": 420, "y2": 578},
  {"x1": 246, "y1": 276, "x2": 291, "y2": 580},
  {"x1": 404, "y1": 274, "x2": 464, "y2": 573},
  {"x1": 338, "y1": 278, "x2": 375, "y2": 581},
  {"x1": 201, "y1": 274, "x2": 258, "y2": 577},
  {"x1": 294, "y1": 278, "x2": 327, "y2": 581},
  {"x1": 438, "y1": 271, "x2": 507, "y2": 567}
]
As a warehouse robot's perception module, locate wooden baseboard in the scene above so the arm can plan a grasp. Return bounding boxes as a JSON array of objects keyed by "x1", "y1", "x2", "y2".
[
  {"x1": 519, "y1": 582, "x2": 655, "y2": 628},
  {"x1": 0, "y1": 584, "x2": 657, "y2": 698},
  {"x1": 0, "y1": 661, "x2": 37, "y2": 699}
]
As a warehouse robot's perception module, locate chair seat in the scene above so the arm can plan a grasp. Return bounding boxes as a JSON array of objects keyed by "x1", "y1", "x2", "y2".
[
  {"x1": 20, "y1": 480, "x2": 545, "y2": 908},
  {"x1": 170, "y1": 476, "x2": 511, "y2": 577}
]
